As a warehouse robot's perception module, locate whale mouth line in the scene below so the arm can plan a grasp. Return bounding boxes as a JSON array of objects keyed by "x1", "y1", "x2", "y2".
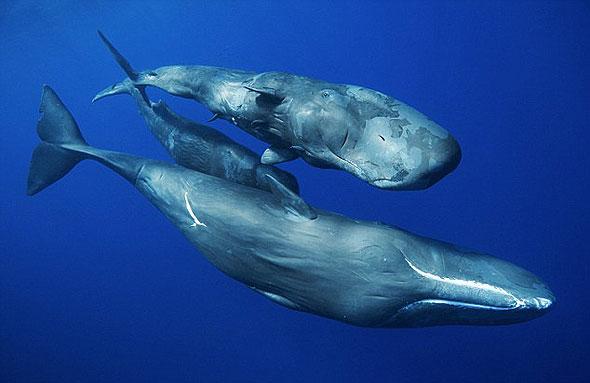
[
  {"x1": 371, "y1": 178, "x2": 400, "y2": 186},
  {"x1": 386, "y1": 298, "x2": 523, "y2": 327},
  {"x1": 328, "y1": 152, "x2": 405, "y2": 188},
  {"x1": 328, "y1": 150, "x2": 370, "y2": 179},
  {"x1": 401, "y1": 255, "x2": 528, "y2": 309},
  {"x1": 401, "y1": 298, "x2": 520, "y2": 312}
]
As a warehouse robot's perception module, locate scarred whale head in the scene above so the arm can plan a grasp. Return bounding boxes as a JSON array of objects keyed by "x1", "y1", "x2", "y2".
[
  {"x1": 366, "y1": 236, "x2": 555, "y2": 327},
  {"x1": 289, "y1": 85, "x2": 462, "y2": 190}
]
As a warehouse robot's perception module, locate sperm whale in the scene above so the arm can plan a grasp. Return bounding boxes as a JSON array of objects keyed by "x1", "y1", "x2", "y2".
[
  {"x1": 30, "y1": 86, "x2": 552, "y2": 327},
  {"x1": 93, "y1": 31, "x2": 461, "y2": 191}
]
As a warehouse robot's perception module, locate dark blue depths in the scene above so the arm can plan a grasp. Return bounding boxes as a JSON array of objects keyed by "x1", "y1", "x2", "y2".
[{"x1": 1, "y1": 1, "x2": 588, "y2": 382}]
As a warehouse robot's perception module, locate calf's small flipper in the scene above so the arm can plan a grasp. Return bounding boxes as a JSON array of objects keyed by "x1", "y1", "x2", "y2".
[{"x1": 261, "y1": 146, "x2": 298, "y2": 165}]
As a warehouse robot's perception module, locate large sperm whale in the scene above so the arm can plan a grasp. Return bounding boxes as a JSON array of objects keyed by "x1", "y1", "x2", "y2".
[
  {"x1": 29, "y1": 86, "x2": 553, "y2": 327},
  {"x1": 93, "y1": 31, "x2": 462, "y2": 191},
  {"x1": 97, "y1": 80, "x2": 299, "y2": 193}
]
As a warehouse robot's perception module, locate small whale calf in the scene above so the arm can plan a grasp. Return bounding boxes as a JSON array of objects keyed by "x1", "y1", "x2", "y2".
[
  {"x1": 28, "y1": 86, "x2": 553, "y2": 327},
  {"x1": 97, "y1": 79, "x2": 299, "y2": 194},
  {"x1": 94, "y1": 31, "x2": 462, "y2": 191}
]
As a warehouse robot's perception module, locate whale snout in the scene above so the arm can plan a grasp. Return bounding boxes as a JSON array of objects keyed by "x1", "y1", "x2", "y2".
[
  {"x1": 493, "y1": 257, "x2": 555, "y2": 317},
  {"x1": 362, "y1": 132, "x2": 462, "y2": 191},
  {"x1": 519, "y1": 294, "x2": 554, "y2": 325},
  {"x1": 338, "y1": 114, "x2": 463, "y2": 191},
  {"x1": 385, "y1": 245, "x2": 555, "y2": 327},
  {"x1": 370, "y1": 137, "x2": 461, "y2": 190},
  {"x1": 413, "y1": 134, "x2": 462, "y2": 188},
  {"x1": 523, "y1": 294, "x2": 554, "y2": 311}
]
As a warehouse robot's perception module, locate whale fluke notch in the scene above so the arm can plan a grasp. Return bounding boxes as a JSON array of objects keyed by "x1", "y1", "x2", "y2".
[
  {"x1": 265, "y1": 174, "x2": 317, "y2": 220},
  {"x1": 97, "y1": 30, "x2": 138, "y2": 81},
  {"x1": 244, "y1": 86, "x2": 286, "y2": 105},
  {"x1": 261, "y1": 146, "x2": 298, "y2": 165}
]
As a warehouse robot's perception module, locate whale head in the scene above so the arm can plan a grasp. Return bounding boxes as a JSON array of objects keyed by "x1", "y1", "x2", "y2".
[
  {"x1": 132, "y1": 66, "x2": 198, "y2": 98},
  {"x1": 382, "y1": 240, "x2": 555, "y2": 327},
  {"x1": 93, "y1": 66, "x2": 198, "y2": 103},
  {"x1": 293, "y1": 85, "x2": 461, "y2": 190}
]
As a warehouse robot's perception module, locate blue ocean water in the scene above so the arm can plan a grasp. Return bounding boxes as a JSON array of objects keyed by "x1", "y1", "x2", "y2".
[{"x1": 1, "y1": 1, "x2": 588, "y2": 382}]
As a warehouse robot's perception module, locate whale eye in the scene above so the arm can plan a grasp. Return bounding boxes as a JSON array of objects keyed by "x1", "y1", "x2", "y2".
[
  {"x1": 321, "y1": 90, "x2": 332, "y2": 98},
  {"x1": 148, "y1": 71, "x2": 158, "y2": 77}
]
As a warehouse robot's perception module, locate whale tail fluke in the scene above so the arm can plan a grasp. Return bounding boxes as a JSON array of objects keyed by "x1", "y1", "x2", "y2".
[
  {"x1": 97, "y1": 30, "x2": 138, "y2": 80},
  {"x1": 93, "y1": 30, "x2": 151, "y2": 104},
  {"x1": 28, "y1": 85, "x2": 145, "y2": 196},
  {"x1": 27, "y1": 85, "x2": 88, "y2": 195}
]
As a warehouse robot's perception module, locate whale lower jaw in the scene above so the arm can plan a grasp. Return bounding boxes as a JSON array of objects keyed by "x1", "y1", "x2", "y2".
[
  {"x1": 404, "y1": 299, "x2": 520, "y2": 311},
  {"x1": 385, "y1": 298, "x2": 551, "y2": 328}
]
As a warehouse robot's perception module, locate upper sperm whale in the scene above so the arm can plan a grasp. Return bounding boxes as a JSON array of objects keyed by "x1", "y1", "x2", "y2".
[{"x1": 94, "y1": 31, "x2": 462, "y2": 190}]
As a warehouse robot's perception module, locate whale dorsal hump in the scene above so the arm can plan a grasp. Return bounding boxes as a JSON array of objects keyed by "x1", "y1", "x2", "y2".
[{"x1": 265, "y1": 174, "x2": 317, "y2": 220}]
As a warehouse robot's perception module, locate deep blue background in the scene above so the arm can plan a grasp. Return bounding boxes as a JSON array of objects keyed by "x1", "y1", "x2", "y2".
[{"x1": 1, "y1": 1, "x2": 589, "y2": 382}]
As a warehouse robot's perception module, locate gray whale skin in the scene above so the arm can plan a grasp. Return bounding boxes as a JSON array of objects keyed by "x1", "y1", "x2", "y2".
[
  {"x1": 29, "y1": 86, "x2": 553, "y2": 328},
  {"x1": 94, "y1": 31, "x2": 462, "y2": 191},
  {"x1": 97, "y1": 78, "x2": 299, "y2": 194}
]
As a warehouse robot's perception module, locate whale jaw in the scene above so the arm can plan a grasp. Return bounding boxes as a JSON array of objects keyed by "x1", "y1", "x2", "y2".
[{"x1": 386, "y1": 294, "x2": 554, "y2": 327}]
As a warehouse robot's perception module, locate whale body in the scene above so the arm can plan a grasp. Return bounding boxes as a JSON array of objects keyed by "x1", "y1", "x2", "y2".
[
  {"x1": 97, "y1": 80, "x2": 299, "y2": 193},
  {"x1": 29, "y1": 86, "x2": 553, "y2": 327},
  {"x1": 94, "y1": 31, "x2": 461, "y2": 191}
]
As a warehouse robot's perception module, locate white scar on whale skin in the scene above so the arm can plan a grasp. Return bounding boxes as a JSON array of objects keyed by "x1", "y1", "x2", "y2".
[
  {"x1": 184, "y1": 192, "x2": 207, "y2": 228},
  {"x1": 403, "y1": 257, "x2": 526, "y2": 309}
]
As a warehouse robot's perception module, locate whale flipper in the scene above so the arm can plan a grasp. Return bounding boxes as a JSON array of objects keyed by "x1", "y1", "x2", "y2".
[
  {"x1": 261, "y1": 146, "x2": 298, "y2": 165},
  {"x1": 244, "y1": 85, "x2": 285, "y2": 106},
  {"x1": 265, "y1": 174, "x2": 316, "y2": 220}
]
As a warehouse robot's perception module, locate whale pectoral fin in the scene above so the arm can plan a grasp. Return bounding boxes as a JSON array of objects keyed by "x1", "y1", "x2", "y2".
[
  {"x1": 265, "y1": 174, "x2": 317, "y2": 220},
  {"x1": 261, "y1": 146, "x2": 298, "y2": 165},
  {"x1": 244, "y1": 86, "x2": 285, "y2": 105},
  {"x1": 250, "y1": 287, "x2": 303, "y2": 311}
]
